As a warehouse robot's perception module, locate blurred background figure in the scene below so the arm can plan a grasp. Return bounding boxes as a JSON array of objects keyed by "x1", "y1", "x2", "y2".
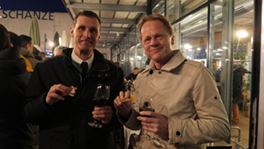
[
  {"x1": 38, "y1": 52, "x2": 46, "y2": 60},
  {"x1": 33, "y1": 45, "x2": 40, "y2": 56},
  {"x1": 53, "y1": 45, "x2": 68, "y2": 56},
  {"x1": 124, "y1": 67, "x2": 139, "y2": 91},
  {"x1": 201, "y1": 60, "x2": 205, "y2": 65},
  {"x1": 19, "y1": 35, "x2": 39, "y2": 69},
  {"x1": 125, "y1": 67, "x2": 139, "y2": 82},
  {"x1": 9, "y1": 31, "x2": 33, "y2": 73},
  {"x1": 0, "y1": 23, "x2": 36, "y2": 149},
  {"x1": 232, "y1": 63, "x2": 251, "y2": 125},
  {"x1": 33, "y1": 45, "x2": 42, "y2": 61}
]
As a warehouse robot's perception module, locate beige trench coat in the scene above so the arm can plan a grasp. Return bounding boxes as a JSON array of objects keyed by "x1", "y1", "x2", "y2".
[{"x1": 118, "y1": 50, "x2": 230, "y2": 149}]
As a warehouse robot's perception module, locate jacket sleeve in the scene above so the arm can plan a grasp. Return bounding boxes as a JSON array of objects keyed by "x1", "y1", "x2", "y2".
[
  {"x1": 23, "y1": 64, "x2": 54, "y2": 125},
  {"x1": 168, "y1": 68, "x2": 230, "y2": 145}
]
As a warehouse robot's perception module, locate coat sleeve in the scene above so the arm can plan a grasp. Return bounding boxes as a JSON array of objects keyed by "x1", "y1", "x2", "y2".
[{"x1": 168, "y1": 67, "x2": 230, "y2": 145}]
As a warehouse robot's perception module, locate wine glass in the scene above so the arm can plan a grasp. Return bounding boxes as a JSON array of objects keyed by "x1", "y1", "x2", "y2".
[
  {"x1": 138, "y1": 95, "x2": 166, "y2": 148},
  {"x1": 138, "y1": 96, "x2": 154, "y2": 141},
  {"x1": 88, "y1": 84, "x2": 110, "y2": 128}
]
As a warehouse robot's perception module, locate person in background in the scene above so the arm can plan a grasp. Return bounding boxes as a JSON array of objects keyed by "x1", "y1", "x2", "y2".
[
  {"x1": 19, "y1": 35, "x2": 39, "y2": 69},
  {"x1": 38, "y1": 52, "x2": 46, "y2": 60},
  {"x1": 33, "y1": 45, "x2": 43, "y2": 61},
  {"x1": 114, "y1": 13, "x2": 230, "y2": 149},
  {"x1": 23, "y1": 11, "x2": 124, "y2": 149},
  {"x1": 124, "y1": 67, "x2": 139, "y2": 91},
  {"x1": 0, "y1": 24, "x2": 36, "y2": 149},
  {"x1": 232, "y1": 63, "x2": 250, "y2": 125},
  {"x1": 53, "y1": 45, "x2": 68, "y2": 56},
  {"x1": 9, "y1": 31, "x2": 33, "y2": 73},
  {"x1": 125, "y1": 67, "x2": 139, "y2": 82}
]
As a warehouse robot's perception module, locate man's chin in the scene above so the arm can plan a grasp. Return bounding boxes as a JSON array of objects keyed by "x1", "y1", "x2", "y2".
[{"x1": 79, "y1": 46, "x2": 94, "y2": 52}]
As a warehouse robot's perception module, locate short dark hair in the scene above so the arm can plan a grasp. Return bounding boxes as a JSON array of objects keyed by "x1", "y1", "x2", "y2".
[
  {"x1": 19, "y1": 35, "x2": 32, "y2": 48},
  {"x1": 133, "y1": 67, "x2": 139, "y2": 70},
  {"x1": 72, "y1": 11, "x2": 101, "y2": 27},
  {"x1": 0, "y1": 24, "x2": 11, "y2": 51},
  {"x1": 9, "y1": 31, "x2": 21, "y2": 48}
]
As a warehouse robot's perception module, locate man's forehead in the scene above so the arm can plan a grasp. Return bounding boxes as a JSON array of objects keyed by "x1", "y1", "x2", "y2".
[{"x1": 76, "y1": 16, "x2": 100, "y2": 25}]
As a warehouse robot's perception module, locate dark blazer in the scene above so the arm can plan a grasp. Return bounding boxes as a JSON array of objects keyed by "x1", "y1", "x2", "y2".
[{"x1": 23, "y1": 48, "x2": 124, "y2": 149}]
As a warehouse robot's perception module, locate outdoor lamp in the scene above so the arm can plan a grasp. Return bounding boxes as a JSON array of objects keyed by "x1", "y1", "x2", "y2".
[
  {"x1": 49, "y1": 41, "x2": 54, "y2": 46},
  {"x1": 184, "y1": 44, "x2": 192, "y2": 49},
  {"x1": 236, "y1": 30, "x2": 248, "y2": 52},
  {"x1": 237, "y1": 30, "x2": 248, "y2": 38}
]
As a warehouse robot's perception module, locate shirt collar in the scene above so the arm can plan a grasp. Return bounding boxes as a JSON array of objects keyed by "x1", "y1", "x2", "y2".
[{"x1": 71, "y1": 50, "x2": 94, "y2": 71}]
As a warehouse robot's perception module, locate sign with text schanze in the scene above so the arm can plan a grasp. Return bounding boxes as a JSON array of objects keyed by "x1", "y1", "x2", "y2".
[{"x1": 0, "y1": 10, "x2": 54, "y2": 20}]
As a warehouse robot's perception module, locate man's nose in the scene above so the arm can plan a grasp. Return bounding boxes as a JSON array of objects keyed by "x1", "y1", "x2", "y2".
[
  {"x1": 150, "y1": 38, "x2": 158, "y2": 45},
  {"x1": 84, "y1": 30, "x2": 91, "y2": 38}
]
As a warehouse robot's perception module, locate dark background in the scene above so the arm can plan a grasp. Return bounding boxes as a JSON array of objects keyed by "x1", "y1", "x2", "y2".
[{"x1": 0, "y1": 0, "x2": 67, "y2": 12}]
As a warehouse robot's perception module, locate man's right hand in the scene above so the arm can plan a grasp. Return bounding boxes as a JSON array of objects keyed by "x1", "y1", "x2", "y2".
[
  {"x1": 46, "y1": 84, "x2": 71, "y2": 105},
  {"x1": 114, "y1": 91, "x2": 132, "y2": 118}
]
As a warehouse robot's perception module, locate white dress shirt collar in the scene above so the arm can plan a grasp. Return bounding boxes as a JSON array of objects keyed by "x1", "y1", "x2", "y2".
[{"x1": 71, "y1": 50, "x2": 94, "y2": 71}]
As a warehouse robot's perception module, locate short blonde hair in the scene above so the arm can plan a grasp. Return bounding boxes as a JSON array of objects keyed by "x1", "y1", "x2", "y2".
[{"x1": 138, "y1": 13, "x2": 174, "y2": 41}]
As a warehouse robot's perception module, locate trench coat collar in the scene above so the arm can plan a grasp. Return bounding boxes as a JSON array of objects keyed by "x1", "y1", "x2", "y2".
[{"x1": 144, "y1": 50, "x2": 186, "y2": 73}]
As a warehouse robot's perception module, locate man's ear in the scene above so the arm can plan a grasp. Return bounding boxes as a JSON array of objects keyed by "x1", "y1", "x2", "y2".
[
  {"x1": 98, "y1": 32, "x2": 101, "y2": 40},
  {"x1": 171, "y1": 35, "x2": 175, "y2": 45},
  {"x1": 25, "y1": 43, "x2": 30, "y2": 49},
  {"x1": 70, "y1": 26, "x2": 74, "y2": 37}
]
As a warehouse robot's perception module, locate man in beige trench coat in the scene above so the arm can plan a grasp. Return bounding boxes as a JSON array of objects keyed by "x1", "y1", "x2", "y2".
[{"x1": 114, "y1": 13, "x2": 230, "y2": 149}]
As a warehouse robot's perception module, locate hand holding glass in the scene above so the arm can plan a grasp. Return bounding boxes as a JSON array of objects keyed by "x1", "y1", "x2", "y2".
[
  {"x1": 138, "y1": 96, "x2": 165, "y2": 148},
  {"x1": 88, "y1": 84, "x2": 110, "y2": 128}
]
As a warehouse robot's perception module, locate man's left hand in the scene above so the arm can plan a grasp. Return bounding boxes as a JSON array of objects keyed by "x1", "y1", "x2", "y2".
[
  {"x1": 137, "y1": 111, "x2": 169, "y2": 140},
  {"x1": 92, "y1": 106, "x2": 113, "y2": 124}
]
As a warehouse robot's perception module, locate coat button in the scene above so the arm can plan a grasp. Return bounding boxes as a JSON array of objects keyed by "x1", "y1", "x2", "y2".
[
  {"x1": 158, "y1": 71, "x2": 162, "y2": 74},
  {"x1": 98, "y1": 74, "x2": 101, "y2": 77},
  {"x1": 176, "y1": 131, "x2": 181, "y2": 136}
]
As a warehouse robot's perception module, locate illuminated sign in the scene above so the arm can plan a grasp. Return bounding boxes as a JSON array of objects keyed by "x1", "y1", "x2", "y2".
[{"x1": 0, "y1": 10, "x2": 54, "y2": 20}]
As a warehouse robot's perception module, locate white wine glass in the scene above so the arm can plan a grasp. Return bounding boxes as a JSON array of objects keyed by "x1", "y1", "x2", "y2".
[{"x1": 88, "y1": 84, "x2": 110, "y2": 128}]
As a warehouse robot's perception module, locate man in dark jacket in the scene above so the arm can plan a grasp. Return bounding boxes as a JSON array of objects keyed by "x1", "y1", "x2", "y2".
[
  {"x1": 0, "y1": 24, "x2": 35, "y2": 149},
  {"x1": 23, "y1": 11, "x2": 124, "y2": 149}
]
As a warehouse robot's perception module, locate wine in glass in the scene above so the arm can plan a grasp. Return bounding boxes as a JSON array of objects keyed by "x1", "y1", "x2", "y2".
[
  {"x1": 139, "y1": 96, "x2": 154, "y2": 141},
  {"x1": 88, "y1": 84, "x2": 110, "y2": 128},
  {"x1": 138, "y1": 96, "x2": 166, "y2": 148}
]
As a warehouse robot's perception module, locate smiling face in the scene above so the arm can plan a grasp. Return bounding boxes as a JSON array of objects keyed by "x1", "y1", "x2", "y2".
[
  {"x1": 140, "y1": 20, "x2": 174, "y2": 69},
  {"x1": 70, "y1": 15, "x2": 101, "y2": 59}
]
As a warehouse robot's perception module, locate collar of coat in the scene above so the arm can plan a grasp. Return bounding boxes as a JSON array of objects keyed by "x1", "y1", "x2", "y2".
[
  {"x1": 142, "y1": 50, "x2": 187, "y2": 74},
  {"x1": 20, "y1": 47, "x2": 35, "y2": 59},
  {"x1": 0, "y1": 46, "x2": 27, "y2": 75},
  {"x1": 62, "y1": 48, "x2": 110, "y2": 72}
]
